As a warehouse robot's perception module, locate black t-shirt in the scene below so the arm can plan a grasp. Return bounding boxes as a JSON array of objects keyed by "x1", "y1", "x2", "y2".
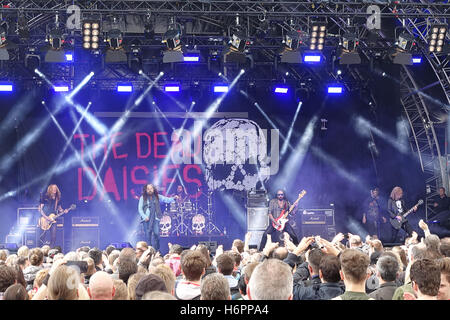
[
  {"x1": 40, "y1": 194, "x2": 61, "y2": 215},
  {"x1": 435, "y1": 195, "x2": 450, "y2": 213}
]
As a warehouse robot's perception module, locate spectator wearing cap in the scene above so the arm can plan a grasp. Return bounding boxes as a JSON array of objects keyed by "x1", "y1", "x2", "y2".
[{"x1": 135, "y1": 274, "x2": 168, "y2": 300}]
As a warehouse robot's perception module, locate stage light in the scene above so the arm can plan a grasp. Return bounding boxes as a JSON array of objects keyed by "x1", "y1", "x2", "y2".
[
  {"x1": 213, "y1": 85, "x2": 229, "y2": 93},
  {"x1": 390, "y1": 31, "x2": 416, "y2": 65},
  {"x1": 224, "y1": 26, "x2": 248, "y2": 63},
  {"x1": 105, "y1": 28, "x2": 127, "y2": 63},
  {"x1": 0, "y1": 84, "x2": 13, "y2": 92},
  {"x1": 280, "y1": 30, "x2": 302, "y2": 64},
  {"x1": 164, "y1": 85, "x2": 180, "y2": 92},
  {"x1": 309, "y1": 22, "x2": 327, "y2": 51},
  {"x1": 339, "y1": 32, "x2": 361, "y2": 65},
  {"x1": 53, "y1": 85, "x2": 70, "y2": 92},
  {"x1": 303, "y1": 52, "x2": 322, "y2": 63},
  {"x1": 117, "y1": 85, "x2": 133, "y2": 92},
  {"x1": 184, "y1": 55, "x2": 200, "y2": 62},
  {"x1": 327, "y1": 85, "x2": 344, "y2": 94},
  {"x1": 428, "y1": 24, "x2": 447, "y2": 53},
  {"x1": 65, "y1": 53, "x2": 73, "y2": 62},
  {"x1": 162, "y1": 24, "x2": 184, "y2": 63},
  {"x1": 274, "y1": 87, "x2": 289, "y2": 94},
  {"x1": 412, "y1": 56, "x2": 422, "y2": 64},
  {"x1": 82, "y1": 20, "x2": 101, "y2": 50},
  {"x1": 48, "y1": 28, "x2": 64, "y2": 50},
  {"x1": 397, "y1": 32, "x2": 416, "y2": 51}
]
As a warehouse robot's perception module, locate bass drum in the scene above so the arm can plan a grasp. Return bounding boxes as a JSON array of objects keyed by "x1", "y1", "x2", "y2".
[
  {"x1": 191, "y1": 214, "x2": 206, "y2": 235},
  {"x1": 159, "y1": 215, "x2": 172, "y2": 237}
]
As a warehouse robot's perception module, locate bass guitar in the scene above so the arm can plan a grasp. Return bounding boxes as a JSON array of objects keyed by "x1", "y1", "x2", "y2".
[
  {"x1": 272, "y1": 190, "x2": 306, "y2": 232},
  {"x1": 390, "y1": 199, "x2": 423, "y2": 230},
  {"x1": 38, "y1": 204, "x2": 76, "y2": 231}
]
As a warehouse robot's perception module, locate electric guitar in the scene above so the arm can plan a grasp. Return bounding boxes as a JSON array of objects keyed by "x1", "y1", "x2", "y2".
[
  {"x1": 390, "y1": 199, "x2": 423, "y2": 230},
  {"x1": 272, "y1": 190, "x2": 306, "y2": 232},
  {"x1": 38, "y1": 204, "x2": 76, "y2": 231}
]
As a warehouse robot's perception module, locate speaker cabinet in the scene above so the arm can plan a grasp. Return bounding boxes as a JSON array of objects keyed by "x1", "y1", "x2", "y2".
[
  {"x1": 24, "y1": 227, "x2": 38, "y2": 247},
  {"x1": 247, "y1": 207, "x2": 269, "y2": 230},
  {"x1": 72, "y1": 217, "x2": 100, "y2": 250}
]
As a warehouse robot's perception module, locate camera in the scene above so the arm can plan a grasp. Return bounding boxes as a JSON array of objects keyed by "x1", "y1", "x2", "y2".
[{"x1": 66, "y1": 260, "x2": 88, "y2": 274}]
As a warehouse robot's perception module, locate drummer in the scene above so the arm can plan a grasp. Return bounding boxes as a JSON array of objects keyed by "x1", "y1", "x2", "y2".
[{"x1": 173, "y1": 185, "x2": 188, "y2": 204}]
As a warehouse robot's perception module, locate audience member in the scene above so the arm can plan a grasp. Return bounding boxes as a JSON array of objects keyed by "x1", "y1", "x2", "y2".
[
  {"x1": 407, "y1": 259, "x2": 441, "y2": 300},
  {"x1": 135, "y1": 274, "x2": 167, "y2": 300},
  {"x1": 112, "y1": 279, "x2": 128, "y2": 300},
  {"x1": 150, "y1": 264, "x2": 176, "y2": 296},
  {"x1": 201, "y1": 273, "x2": 231, "y2": 300},
  {"x1": 3, "y1": 283, "x2": 29, "y2": 300},
  {"x1": 88, "y1": 271, "x2": 115, "y2": 300},
  {"x1": 174, "y1": 250, "x2": 206, "y2": 300},
  {"x1": 333, "y1": 249, "x2": 372, "y2": 300},
  {"x1": 142, "y1": 290, "x2": 176, "y2": 300},
  {"x1": 127, "y1": 272, "x2": 147, "y2": 300},
  {"x1": 248, "y1": 259, "x2": 293, "y2": 300},
  {"x1": 437, "y1": 257, "x2": 450, "y2": 300},
  {"x1": 368, "y1": 255, "x2": 399, "y2": 300}
]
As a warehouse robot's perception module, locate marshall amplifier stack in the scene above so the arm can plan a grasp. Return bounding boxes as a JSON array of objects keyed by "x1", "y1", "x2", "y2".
[
  {"x1": 72, "y1": 217, "x2": 100, "y2": 250},
  {"x1": 246, "y1": 190, "x2": 269, "y2": 249},
  {"x1": 297, "y1": 208, "x2": 336, "y2": 241}
]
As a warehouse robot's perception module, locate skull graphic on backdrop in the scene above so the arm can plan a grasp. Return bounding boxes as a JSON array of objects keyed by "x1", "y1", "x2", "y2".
[{"x1": 203, "y1": 118, "x2": 279, "y2": 192}]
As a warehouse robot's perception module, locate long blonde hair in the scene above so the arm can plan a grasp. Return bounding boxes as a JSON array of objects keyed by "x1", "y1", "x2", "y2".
[
  {"x1": 46, "y1": 184, "x2": 61, "y2": 201},
  {"x1": 390, "y1": 186, "x2": 403, "y2": 201}
]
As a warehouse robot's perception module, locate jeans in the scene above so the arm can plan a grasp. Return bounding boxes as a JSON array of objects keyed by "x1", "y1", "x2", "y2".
[
  {"x1": 39, "y1": 224, "x2": 57, "y2": 247},
  {"x1": 142, "y1": 217, "x2": 160, "y2": 251}
]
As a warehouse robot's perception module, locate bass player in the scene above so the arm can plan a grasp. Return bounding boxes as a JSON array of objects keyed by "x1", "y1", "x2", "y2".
[{"x1": 259, "y1": 189, "x2": 301, "y2": 250}]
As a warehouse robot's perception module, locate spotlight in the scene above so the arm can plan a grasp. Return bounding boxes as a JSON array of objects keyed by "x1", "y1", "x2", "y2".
[
  {"x1": 274, "y1": 86, "x2": 289, "y2": 94},
  {"x1": 82, "y1": 20, "x2": 101, "y2": 50},
  {"x1": 164, "y1": 85, "x2": 180, "y2": 92},
  {"x1": 48, "y1": 28, "x2": 64, "y2": 50},
  {"x1": 224, "y1": 26, "x2": 248, "y2": 64},
  {"x1": 303, "y1": 52, "x2": 322, "y2": 63},
  {"x1": 25, "y1": 48, "x2": 41, "y2": 70},
  {"x1": 213, "y1": 85, "x2": 229, "y2": 93},
  {"x1": 0, "y1": 83, "x2": 13, "y2": 92},
  {"x1": 44, "y1": 28, "x2": 71, "y2": 63},
  {"x1": 327, "y1": 85, "x2": 344, "y2": 94},
  {"x1": 53, "y1": 85, "x2": 70, "y2": 92},
  {"x1": 309, "y1": 21, "x2": 327, "y2": 51},
  {"x1": 162, "y1": 25, "x2": 184, "y2": 63},
  {"x1": 280, "y1": 31, "x2": 303, "y2": 64},
  {"x1": 412, "y1": 56, "x2": 422, "y2": 64},
  {"x1": 107, "y1": 28, "x2": 123, "y2": 49},
  {"x1": 338, "y1": 32, "x2": 361, "y2": 65},
  {"x1": 397, "y1": 32, "x2": 416, "y2": 51},
  {"x1": 183, "y1": 50, "x2": 200, "y2": 62},
  {"x1": 117, "y1": 84, "x2": 133, "y2": 92},
  {"x1": 105, "y1": 29, "x2": 127, "y2": 63},
  {"x1": 428, "y1": 24, "x2": 448, "y2": 54},
  {"x1": 65, "y1": 53, "x2": 74, "y2": 62}
]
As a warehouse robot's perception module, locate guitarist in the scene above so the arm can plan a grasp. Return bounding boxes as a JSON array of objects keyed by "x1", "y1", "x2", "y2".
[
  {"x1": 387, "y1": 186, "x2": 417, "y2": 243},
  {"x1": 259, "y1": 189, "x2": 300, "y2": 250},
  {"x1": 38, "y1": 184, "x2": 64, "y2": 247}
]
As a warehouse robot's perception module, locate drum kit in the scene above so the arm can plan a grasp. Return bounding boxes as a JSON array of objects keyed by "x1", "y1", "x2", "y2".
[{"x1": 159, "y1": 189, "x2": 221, "y2": 237}]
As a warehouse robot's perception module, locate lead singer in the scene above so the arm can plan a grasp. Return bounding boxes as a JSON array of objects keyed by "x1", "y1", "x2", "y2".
[{"x1": 138, "y1": 184, "x2": 177, "y2": 251}]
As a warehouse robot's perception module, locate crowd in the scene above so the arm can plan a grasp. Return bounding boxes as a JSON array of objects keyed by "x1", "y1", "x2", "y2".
[{"x1": 0, "y1": 218, "x2": 449, "y2": 301}]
